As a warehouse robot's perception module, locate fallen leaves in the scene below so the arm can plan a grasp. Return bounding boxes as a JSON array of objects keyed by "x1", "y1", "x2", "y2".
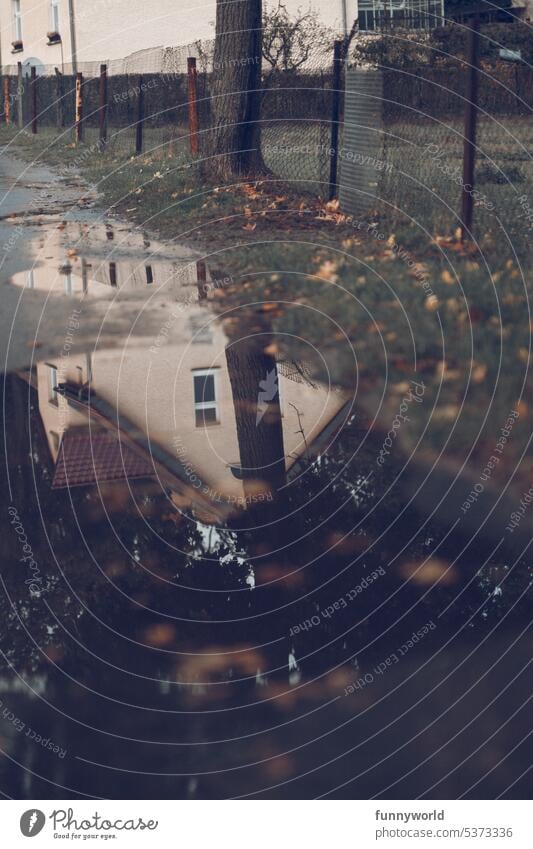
[
  {"x1": 317, "y1": 259, "x2": 339, "y2": 282},
  {"x1": 400, "y1": 557, "x2": 456, "y2": 586}
]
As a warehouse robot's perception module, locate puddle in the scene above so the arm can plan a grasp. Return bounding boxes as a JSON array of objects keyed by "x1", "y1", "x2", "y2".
[{"x1": 0, "y1": 152, "x2": 531, "y2": 800}]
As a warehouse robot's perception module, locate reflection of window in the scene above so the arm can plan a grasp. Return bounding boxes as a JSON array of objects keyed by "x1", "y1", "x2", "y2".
[
  {"x1": 48, "y1": 365, "x2": 58, "y2": 404},
  {"x1": 189, "y1": 314, "x2": 213, "y2": 344},
  {"x1": 13, "y1": 0, "x2": 22, "y2": 41},
  {"x1": 145, "y1": 265, "x2": 153, "y2": 285},
  {"x1": 26, "y1": 269, "x2": 35, "y2": 288},
  {"x1": 50, "y1": 0, "x2": 60, "y2": 33},
  {"x1": 193, "y1": 369, "x2": 218, "y2": 426},
  {"x1": 109, "y1": 262, "x2": 117, "y2": 287}
]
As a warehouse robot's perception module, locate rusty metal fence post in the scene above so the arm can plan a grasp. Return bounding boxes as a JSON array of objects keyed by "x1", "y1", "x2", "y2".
[
  {"x1": 3, "y1": 77, "x2": 10, "y2": 124},
  {"x1": 328, "y1": 39, "x2": 343, "y2": 201},
  {"x1": 461, "y1": 16, "x2": 480, "y2": 240},
  {"x1": 75, "y1": 71, "x2": 83, "y2": 143},
  {"x1": 99, "y1": 63, "x2": 108, "y2": 149},
  {"x1": 187, "y1": 57, "x2": 199, "y2": 155},
  {"x1": 135, "y1": 75, "x2": 144, "y2": 154},
  {"x1": 31, "y1": 66, "x2": 37, "y2": 134}
]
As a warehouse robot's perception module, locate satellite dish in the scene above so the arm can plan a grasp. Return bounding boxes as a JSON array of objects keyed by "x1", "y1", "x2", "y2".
[{"x1": 22, "y1": 58, "x2": 45, "y2": 77}]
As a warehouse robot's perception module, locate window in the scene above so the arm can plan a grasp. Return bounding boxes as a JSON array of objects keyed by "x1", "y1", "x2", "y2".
[
  {"x1": 358, "y1": 0, "x2": 444, "y2": 32},
  {"x1": 13, "y1": 0, "x2": 22, "y2": 41},
  {"x1": 145, "y1": 265, "x2": 154, "y2": 285},
  {"x1": 48, "y1": 365, "x2": 59, "y2": 404},
  {"x1": 50, "y1": 0, "x2": 60, "y2": 33},
  {"x1": 193, "y1": 369, "x2": 219, "y2": 426}
]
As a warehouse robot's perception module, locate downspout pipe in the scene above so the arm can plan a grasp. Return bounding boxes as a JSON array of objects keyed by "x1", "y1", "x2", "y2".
[{"x1": 68, "y1": 0, "x2": 77, "y2": 74}]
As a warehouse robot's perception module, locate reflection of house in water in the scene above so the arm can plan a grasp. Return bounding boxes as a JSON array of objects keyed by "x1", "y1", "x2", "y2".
[{"x1": 14, "y1": 237, "x2": 347, "y2": 518}]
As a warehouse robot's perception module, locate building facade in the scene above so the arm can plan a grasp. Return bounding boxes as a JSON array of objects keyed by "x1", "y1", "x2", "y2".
[{"x1": 0, "y1": 0, "x2": 358, "y2": 75}]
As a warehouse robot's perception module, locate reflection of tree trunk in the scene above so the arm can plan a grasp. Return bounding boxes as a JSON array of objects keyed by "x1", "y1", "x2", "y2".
[
  {"x1": 225, "y1": 332, "x2": 286, "y2": 502},
  {"x1": 205, "y1": 0, "x2": 265, "y2": 181}
]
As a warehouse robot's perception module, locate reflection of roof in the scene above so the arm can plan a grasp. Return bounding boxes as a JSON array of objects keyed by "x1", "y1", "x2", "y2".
[{"x1": 52, "y1": 430, "x2": 154, "y2": 489}]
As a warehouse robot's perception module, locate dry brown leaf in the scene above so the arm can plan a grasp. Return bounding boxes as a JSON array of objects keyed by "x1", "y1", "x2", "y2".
[{"x1": 317, "y1": 260, "x2": 339, "y2": 282}]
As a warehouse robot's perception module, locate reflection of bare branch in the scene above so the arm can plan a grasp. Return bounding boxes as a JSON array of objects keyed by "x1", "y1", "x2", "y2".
[{"x1": 289, "y1": 402, "x2": 309, "y2": 460}]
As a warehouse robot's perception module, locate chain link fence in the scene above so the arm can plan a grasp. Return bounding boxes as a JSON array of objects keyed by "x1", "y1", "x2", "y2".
[
  {"x1": 2, "y1": 29, "x2": 531, "y2": 243},
  {"x1": 0, "y1": 38, "x2": 337, "y2": 195},
  {"x1": 340, "y1": 57, "x2": 533, "y2": 248}
]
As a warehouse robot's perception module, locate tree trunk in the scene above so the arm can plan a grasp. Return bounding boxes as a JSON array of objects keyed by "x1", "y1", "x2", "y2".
[
  {"x1": 206, "y1": 0, "x2": 265, "y2": 181},
  {"x1": 225, "y1": 327, "x2": 286, "y2": 502}
]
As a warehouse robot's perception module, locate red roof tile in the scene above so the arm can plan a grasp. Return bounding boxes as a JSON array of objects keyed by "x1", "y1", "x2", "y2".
[{"x1": 52, "y1": 430, "x2": 154, "y2": 489}]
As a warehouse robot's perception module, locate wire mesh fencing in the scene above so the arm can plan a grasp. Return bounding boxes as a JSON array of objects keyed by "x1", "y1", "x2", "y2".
[
  {"x1": 340, "y1": 57, "x2": 533, "y2": 251},
  {"x1": 0, "y1": 38, "x2": 339, "y2": 196},
  {"x1": 2, "y1": 30, "x2": 530, "y2": 246}
]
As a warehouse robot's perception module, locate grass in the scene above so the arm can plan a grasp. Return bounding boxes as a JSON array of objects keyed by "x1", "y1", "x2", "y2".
[
  {"x1": 0, "y1": 121, "x2": 531, "y2": 487},
  {"x1": 377, "y1": 116, "x2": 533, "y2": 245}
]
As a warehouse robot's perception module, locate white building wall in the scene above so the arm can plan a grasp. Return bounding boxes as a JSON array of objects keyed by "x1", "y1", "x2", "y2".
[{"x1": 1, "y1": 0, "x2": 358, "y2": 73}]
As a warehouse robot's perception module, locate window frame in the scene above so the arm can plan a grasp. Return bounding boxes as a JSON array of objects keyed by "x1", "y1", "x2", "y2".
[
  {"x1": 13, "y1": 0, "x2": 22, "y2": 42},
  {"x1": 192, "y1": 368, "x2": 219, "y2": 427},
  {"x1": 50, "y1": 0, "x2": 60, "y2": 34},
  {"x1": 47, "y1": 365, "x2": 59, "y2": 405}
]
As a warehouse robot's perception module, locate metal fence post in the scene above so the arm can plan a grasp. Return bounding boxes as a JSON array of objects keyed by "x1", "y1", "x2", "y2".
[
  {"x1": 31, "y1": 66, "x2": 37, "y2": 134},
  {"x1": 187, "y1": 57, "x2": 199, "y2": 155},
  {"x1": 75, "y1": 71, "x2": 83, "y2": 143},
  {"x1": 99, "y1": 63, "x2": 108, "y2": 149},
  {"x1": 135, "y1": 75, "x2": 144, "y2": 154},
  {"x1": 461, "y1": 16, "x2": 480, "y2": 240},
  {"x1": 55, "y1": 68, "x2": 64, "y2": 129},
  {"x1": 3, "y1": 76, "x2": 10, "y2": 124},
  {"x1": 328, "y1": 39, "x2": 343, "y2": 201},
  {"x1": 17, "y1": 62, "x2": 23, "y2": 130}
]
